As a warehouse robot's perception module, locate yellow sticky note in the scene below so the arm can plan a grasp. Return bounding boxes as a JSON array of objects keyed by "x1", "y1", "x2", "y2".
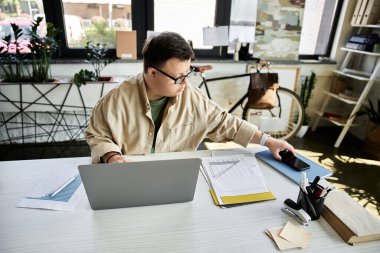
[
  {"x1": 279, "y1": 221, "x2": 312, "y2": 249},
  {"x1": 267, "y1": 226, "x2": 299, "y2": 251}
]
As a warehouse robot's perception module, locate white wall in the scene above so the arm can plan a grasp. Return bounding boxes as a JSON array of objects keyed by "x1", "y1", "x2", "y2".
[
  {"x1": 49, "y1": 61, "x2": 336, "y2": 119},
  {"x1": 2, "y1": 0, "x2": 378, "y2": 142}
]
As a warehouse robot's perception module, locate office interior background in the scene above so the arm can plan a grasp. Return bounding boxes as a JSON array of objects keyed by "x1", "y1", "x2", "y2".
[{"x1": 0, "y1": 0, "x2": 379, "y2": 218}]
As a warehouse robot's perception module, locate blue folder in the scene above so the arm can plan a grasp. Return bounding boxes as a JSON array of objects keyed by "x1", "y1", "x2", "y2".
[{"x1": 255, "y1": 150, "x2": 333, "y2": 185}]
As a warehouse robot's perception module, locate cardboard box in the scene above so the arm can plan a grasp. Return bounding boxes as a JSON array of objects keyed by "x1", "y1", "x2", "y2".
[{"x1": 116, "y1": 31, "x2": 137, "y2": 59}]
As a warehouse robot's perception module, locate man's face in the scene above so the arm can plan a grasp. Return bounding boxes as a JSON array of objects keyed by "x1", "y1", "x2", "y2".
[{"x1": 145, "y1": 58, "x2": 192, "y2": 100}]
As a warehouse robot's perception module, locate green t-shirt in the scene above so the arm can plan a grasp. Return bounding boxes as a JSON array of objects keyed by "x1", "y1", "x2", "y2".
[{"x1": 150, "y1": 96, "x2": 168, "y2": 153}]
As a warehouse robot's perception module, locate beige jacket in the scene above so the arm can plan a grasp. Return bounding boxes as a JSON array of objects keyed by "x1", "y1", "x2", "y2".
[{"x1": 85, "y1": 73, "x2": 258, "y2": 163}]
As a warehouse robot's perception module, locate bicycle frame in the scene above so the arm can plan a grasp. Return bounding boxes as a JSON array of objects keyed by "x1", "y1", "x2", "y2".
[
  {"x1": 196, "y1": 70, "x2": 305, "y2": 140},
  {"x1": 198, "y1": 73, "x2": 252, "y2": 113}
]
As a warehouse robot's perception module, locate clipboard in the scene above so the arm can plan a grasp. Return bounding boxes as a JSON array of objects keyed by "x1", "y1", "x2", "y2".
[{"x1": 201, "y1": 155, "x2": 276, "y2": 207}]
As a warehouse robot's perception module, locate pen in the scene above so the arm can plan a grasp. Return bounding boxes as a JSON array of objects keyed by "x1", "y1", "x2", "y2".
[
  {"x1": 320, "y1": 186, "x2": 336, "y2": 198},
  {"x1": 300, "y1": 172, "x2": 308, "y2": 193},
  {"x1": 319, "y1": 187, "x2": 328, "y2": 198},
  {"x1": 310, "y1": 176, "x2": 320, "y2": 192},
  {"x1": 51, "y1": 176, "x2": 77, "y2": 197},
  {"x1": 306, "y1": 186, "x2": 313, "y2": 197}
]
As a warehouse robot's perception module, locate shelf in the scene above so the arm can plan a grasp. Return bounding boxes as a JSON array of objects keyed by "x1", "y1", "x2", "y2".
[
  {"x1": 351, "y1": 24, "x2": 380, "y2": 28},
  {"x1": 343, "y1": 68, "x2": 372, "y2": 77},
  {"x1": 324, "y1": 91, "x2": 358, "y2": 105},
  {"x1": 341, "y1": 47, "x2": 380, "y2": 56},
  {"x1": 315, "y1": 111, "x2": 358, "y2": 127},
  {"x1": 313, "y1": 17, "x2": 380, "y2": 148},
  {"x1": 333, "y1": 70, "x2": 371, "y2": 81}
]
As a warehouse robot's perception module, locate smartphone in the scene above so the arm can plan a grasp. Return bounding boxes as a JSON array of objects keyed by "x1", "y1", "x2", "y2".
[{"x1": 279, "y1": 150, "x2": 310, "y2": 171}]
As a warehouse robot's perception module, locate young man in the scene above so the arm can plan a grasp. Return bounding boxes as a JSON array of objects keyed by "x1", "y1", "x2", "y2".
[{"x1": 85, "y1": 32, "x2": 295, "y2": 164}]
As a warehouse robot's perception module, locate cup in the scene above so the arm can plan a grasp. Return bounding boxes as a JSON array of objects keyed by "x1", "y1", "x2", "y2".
[{"x1": 297, "y1": 185, "x2": 326, "y2": 220}]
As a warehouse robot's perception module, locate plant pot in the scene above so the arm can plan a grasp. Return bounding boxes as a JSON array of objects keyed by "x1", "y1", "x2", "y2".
[
  {"x1": 364, "y1": 122, "x2": 380, "y2": 160},
  {"x1": 366, "y1": 122, "x2": 380, "y2": 144},
  {"x1": 0, "y1": 78, "x2": 60, "y2": 84},
  {"x1": 97, "y1": 76, "x2": 113, "y2": 82},
  {"x1": 296, "y1": 125, "x2": 309, "y2": 138}
]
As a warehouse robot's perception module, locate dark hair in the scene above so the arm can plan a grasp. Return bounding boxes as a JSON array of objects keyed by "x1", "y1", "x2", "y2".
[{"x1": 142, "y1": 32, "x2": 194, "y2": 73}]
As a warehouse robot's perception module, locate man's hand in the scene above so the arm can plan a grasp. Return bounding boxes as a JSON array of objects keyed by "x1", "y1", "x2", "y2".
[
  {"x1": 108, "y1": 155, "x2": 131, "y2": 163},
  {"x1": 102, "y1": 152, "x2": 131, "y2": 163},
  {"x1": 265, "y1": 137, "x2": 295, "y2": 160}
]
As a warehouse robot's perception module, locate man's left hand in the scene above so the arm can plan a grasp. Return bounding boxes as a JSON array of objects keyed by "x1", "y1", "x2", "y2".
[{"x1": 265, "y1": 137, "x2": 295, "y2": 160}]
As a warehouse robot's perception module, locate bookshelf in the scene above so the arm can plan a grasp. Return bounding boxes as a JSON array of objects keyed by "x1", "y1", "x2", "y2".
[{"x1": 311, "y1": 4, "x2": 380, "y2": 147}]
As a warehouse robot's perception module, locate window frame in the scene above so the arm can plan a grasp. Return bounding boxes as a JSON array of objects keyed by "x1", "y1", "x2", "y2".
[
  {"x1": 43, "y1": 0, "x2": 232, "y2": 59},
  {"x1": 43, "y1": 0, "x2": 116, "y2": 58},
  {"x1": 298, "y1": 0, "x2": 343, "y2": 60},
  {"x1": 42, "y1": 0, "x2": 341, "y2": 60}
]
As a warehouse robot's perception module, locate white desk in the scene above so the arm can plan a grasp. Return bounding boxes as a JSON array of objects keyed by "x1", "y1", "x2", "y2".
[{"x1": 1, "y1": 150, "x2": 379, "y2": 252}]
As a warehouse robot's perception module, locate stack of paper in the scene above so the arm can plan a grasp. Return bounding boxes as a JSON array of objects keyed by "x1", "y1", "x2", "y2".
[
  {"x1": 266, "y1": 221, "x2": 312, "y2": 250},
  {"x1": 201, "y1": 155, "x2": 275, "y2": 207},
  {"x1": 18, "y1": 164, "x2": 84, "y2": 211}
]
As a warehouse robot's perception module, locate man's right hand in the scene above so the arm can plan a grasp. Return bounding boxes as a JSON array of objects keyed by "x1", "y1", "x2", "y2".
[{"x1": 102, "y1": 152, "x2": 131, "y2": 163}]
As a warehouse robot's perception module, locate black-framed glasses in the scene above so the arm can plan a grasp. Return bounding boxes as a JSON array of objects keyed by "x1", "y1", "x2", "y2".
[{"x1": 152, "y1": 66, "x2": 195, "y2": 84}]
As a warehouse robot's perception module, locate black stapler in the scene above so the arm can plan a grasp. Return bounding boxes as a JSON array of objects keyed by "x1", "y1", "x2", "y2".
[{"x1": 281, "y1": 198, "x2": 311, "y2": 226}]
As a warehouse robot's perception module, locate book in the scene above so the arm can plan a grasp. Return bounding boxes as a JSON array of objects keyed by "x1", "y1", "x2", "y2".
[
  {"x1": 356, "y1": 0, "x2": 369, "y2": 25},
  {"x1": 321, "y1": 190, "x2": 380, "y2": 245},
  {"x1": 361, "y1": 0, "x2": 380, "y2": 25},
  {"x1": 255, "y1": 150, "x2": 333, "y2": 185},
  {"x1": 348, "y1": 33, "x2": 379, "y2": 44},
  {"x1": 345, "y1": 42, "x2": 370, "y2": 51},
  {"x1": 351, "y1": 0, "x2": 364, "y2": 25},
  {"x1": 323, "y1": 112, "x2": 349, "y2": 124}
]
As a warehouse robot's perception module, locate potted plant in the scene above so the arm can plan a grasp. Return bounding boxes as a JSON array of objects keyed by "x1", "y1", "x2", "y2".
[
  {"x1": 362, "y1": 99, "x2": 380, "y2": 143},
  {"x1": 296, "y1": 71, "x2": 317, "y2": 137},
  {"x1": 28, "y1": 18, "x2": 59, "y2": 82},
  {"x1": 73, "y1": 41, "x2": 115, "y2": 87},
  {"x1": 0, "y1": 23, "x2": 27, "y2": 82},
  {"x1": 359, "y1": 98, "x2": 380, "y2": 160},
  {"x1": 0, "y1": 17, "x2": 59, "y2": 82}
]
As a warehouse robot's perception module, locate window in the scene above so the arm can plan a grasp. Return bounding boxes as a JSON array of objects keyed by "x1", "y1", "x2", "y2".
[
  {"x1": 229, "y1": 0, "x2": 342, "y2": 60},
  {"x1": 154, "y1": 0, "x2": 216, "y2": 50},
  {"x1": 298, "y1": 0, "x2": 342, "y2": 59},
  {"x1": 228, "y1": 0, "x2": 257, "y2": 55},
  {"x1": 151, "y1": 0, "x2": 231, "y2": 58},
  {"x1": 61, "y1": 0, "x2": 132, "y2": 48},
  {"x1": 2, "y1": 0, "x2": 341, "y2": 60},
  {"x1": 0, "y1": 0, "x2": 45, "y2": 53}
]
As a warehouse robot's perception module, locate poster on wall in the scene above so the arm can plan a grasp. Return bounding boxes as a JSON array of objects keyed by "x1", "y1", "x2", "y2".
[{"x1": 252, "y1": 0, "x2": 305, "y2": 60}]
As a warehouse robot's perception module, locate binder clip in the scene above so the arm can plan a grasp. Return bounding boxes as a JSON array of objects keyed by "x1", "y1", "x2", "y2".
[{"x1": 281, "y1": 198, "x2": 311, "y2": 226}]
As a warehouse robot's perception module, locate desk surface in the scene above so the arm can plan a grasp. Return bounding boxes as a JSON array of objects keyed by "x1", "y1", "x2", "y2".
[{"x1": 1, "y1": 150, "x2": 379, "y2": 253}]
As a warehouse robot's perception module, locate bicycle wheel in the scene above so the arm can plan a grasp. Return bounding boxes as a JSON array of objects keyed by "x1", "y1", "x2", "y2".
[{"x1": 242, "y1": 87, "x2": 304, "y2": 140}]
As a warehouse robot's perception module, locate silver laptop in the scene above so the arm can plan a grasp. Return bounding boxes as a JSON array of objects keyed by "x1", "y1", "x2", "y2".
[{"x1": 78, "y1": 158, "x2": 201, "y2": 210}]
